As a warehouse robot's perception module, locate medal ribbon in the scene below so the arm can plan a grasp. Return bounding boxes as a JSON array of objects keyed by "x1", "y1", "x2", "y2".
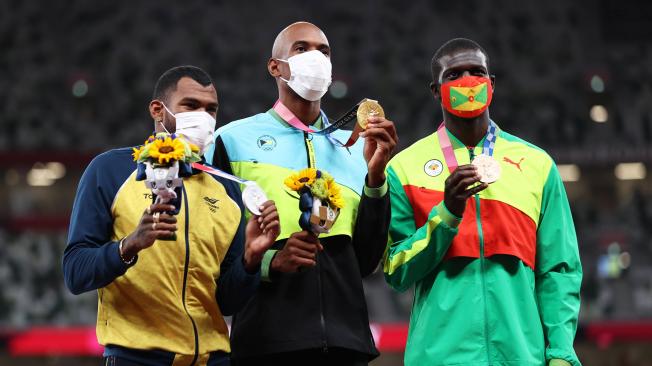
[
  {"x1": 272, "y1": 100, "x2": 362, "y2": 147},
  {"x1": 192, "y1": 163, "x2": 269, "y2": 215},
  {"x1": 191, "y1": 163, "x2": 253, "y2": 186},
  {"x1": 436, "y1": 120, "x2": 498, "y2": 173}
]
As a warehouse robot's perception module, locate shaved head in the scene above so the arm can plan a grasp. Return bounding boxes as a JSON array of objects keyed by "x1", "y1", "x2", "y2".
[
  {"x1": 271, "y1": 21, "x2": 329, "y2": 59},
  {"x1": 268, "y1": 21, "x2": 331, "y2": 111}
]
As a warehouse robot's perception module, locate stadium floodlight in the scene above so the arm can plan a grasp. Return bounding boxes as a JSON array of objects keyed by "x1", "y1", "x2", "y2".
[
  {"x1": 557, "y1": 164, "x2": 581, "y2": 182},
  {"x1": 614, "y1": 162, "x2": 646, "y2": 180},
  {"x1": 329, "y1": 80, "x2": 348, "y2": 99},
  {"x1": 26, "y1": 162, "x2": 67, "y2": 187},
  {"x1": 72, "y1": 79, "x2": 89, "y2": 98},
  {"x1": 590, "y1": 75, "x2": 605, "y2": 93},
  {"x1": 590, "y1": 105, "x2": 608, "y2": 123}
]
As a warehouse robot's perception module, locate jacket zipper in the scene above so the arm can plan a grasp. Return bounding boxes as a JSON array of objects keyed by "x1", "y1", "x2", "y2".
[
  {"x1": 469, "y1": 148, "x2": 491, "y2": 363},
  {"x1": 304, "y1": 132, "x2": 328, "y2": 353},
  {"x1": 181, "y1": 185, "x2": 200, "y2": 365}
]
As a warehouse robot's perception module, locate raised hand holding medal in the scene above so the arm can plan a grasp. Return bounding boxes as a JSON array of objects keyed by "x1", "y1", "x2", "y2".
[
  {"x1": 190, "y1": 163, "x2": 280, "y2": 272},
  {"x1": 437, "y1": 121, "x2": 499, "y2": 217},
  {"x1": 271, "y1": 98, "x2": 396, "y2": 273},
  {"x1": 358, "y1": 99, "x2": 398, "y2": 188},
  {"x1": 272, "y1": 98, "x2": 395, "y2": 147},
  {"x1": 356, "y1": 98, "x2": 384, "y2": 129}
]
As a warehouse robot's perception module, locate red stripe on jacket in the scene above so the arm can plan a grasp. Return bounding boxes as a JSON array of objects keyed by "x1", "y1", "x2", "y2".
[{"x1": 402, "y1": 185, "x2": 536, "y2": 269}]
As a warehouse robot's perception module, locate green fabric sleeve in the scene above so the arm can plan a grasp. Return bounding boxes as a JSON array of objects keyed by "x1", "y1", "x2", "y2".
[
  {"x1": 260, "y1": 249, "x2": 278, "y2": 282},
  {"x1": 363, "y1": 179, "x2": 388, "y2": 198},
  {"x1": 536, "y1": 164, "x2": 583, "y2": 366},
  {"x1": 383, "y1": 166, "x2": 458, "y2": 292}
]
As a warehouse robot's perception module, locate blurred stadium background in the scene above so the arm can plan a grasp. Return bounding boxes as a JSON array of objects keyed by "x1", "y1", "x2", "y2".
[{"x1": 2, "y1": 0, "x2": 652, "y2": 365}]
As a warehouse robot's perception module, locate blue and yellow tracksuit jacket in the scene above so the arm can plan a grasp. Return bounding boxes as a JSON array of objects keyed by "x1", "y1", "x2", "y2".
[{"x1": 63, "y1": 147, "x2": 260, "y2": 366}]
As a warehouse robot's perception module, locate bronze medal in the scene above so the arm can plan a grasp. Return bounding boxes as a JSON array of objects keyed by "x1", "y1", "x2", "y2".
[{"x1": 471, "y1": 154, "x2": 501, "y2": 184}]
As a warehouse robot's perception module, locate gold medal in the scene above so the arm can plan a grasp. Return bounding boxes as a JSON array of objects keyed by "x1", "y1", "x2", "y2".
[{"x1": 356, "y1": 99, "x2": 384, "y2": 129}]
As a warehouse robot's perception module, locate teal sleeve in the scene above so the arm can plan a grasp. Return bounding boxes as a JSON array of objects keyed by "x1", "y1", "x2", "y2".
[
  {"x1": 536, "y1": 163, "x2": 583, "y2": 366},
  {"x1": 383, "y1": 166, "x2": 459, "y2": 292}
]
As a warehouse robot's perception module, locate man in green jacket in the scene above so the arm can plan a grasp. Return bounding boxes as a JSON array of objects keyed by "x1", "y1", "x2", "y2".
[{"x1": 383, "y1": 38, "x2": 582, "y2": 366}]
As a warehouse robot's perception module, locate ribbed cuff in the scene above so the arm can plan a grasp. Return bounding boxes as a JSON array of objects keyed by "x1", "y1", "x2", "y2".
[
  {"x1": 364, "y1": 179, "x2": 388, "y2": 198},
  {"x1": 549, "y1": 360, "x2": 572, "y2": 366},
  {"x1": 435, "y1": 201, "x2": 462, "y2": 228},
  {"x1": 546, "y1": 347, "x2": 580, "y2": 366},
  {"x1": 261, "y1": 249, "x2": 278, "y2": 282}
]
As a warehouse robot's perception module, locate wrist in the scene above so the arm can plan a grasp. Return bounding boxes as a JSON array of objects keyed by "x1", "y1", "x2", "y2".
[
  {"x1": 444, "y1": 198, "x2": 464, "y2": 218},
  {"x1": 119, "y1": 238, "x2": 137, "y2": 265},
  {"x1": 367, "y1": 172, "x2": 386, "y2": 188},
  {"x1": 436, "y1": 201, "x2": 462, "y2": 228},
  {"x1": 243, "y1": 250, "x2": 263, "y2": 273},
  {"x1": 270, "y1": 253, "x2": 282, "y2": 272}
]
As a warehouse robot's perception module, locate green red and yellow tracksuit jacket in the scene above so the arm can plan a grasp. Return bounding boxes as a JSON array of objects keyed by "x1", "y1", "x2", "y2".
[{"x1": 383, "y1": 124, "x2": 582, "y2": 366}]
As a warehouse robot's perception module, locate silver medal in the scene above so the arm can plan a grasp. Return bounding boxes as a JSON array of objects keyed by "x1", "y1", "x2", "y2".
[{"x1": 242, "y1": 183, "x2": 268, "y2": 215}]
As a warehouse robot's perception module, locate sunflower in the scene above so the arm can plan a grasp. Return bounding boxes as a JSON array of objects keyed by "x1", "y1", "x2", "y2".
[
  {"x1": 147, "y1": 136, "x2": 186, "y2": 164},
  {"x1": 284, "y1": 168, "x2": 317, "y2": 191},
  {"x1": 329, "y1": 192, "x2": 345, "y2": 209},
  {"x1": 132, "y1": 146, "x2": 143, "y2": 161},
  {"x1": 326, "y1": 179, "x2": 345, "y2": 209},
  {"x1": 176, "y1": 133, "x2": 200, "y2": 153}
]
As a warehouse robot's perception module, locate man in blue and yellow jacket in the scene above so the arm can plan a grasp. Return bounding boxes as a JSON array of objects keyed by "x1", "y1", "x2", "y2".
[{"x1": 63, "y1": 66, "x2": 280, "y2": 366}]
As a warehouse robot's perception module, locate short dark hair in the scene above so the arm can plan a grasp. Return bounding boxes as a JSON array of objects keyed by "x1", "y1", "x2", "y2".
[
  {"x1": 431, "y1": 38, "x2": 489, "y2": 85},
  {"x1": 153, "y1": 65, "x2": 213, "y2": 102}
]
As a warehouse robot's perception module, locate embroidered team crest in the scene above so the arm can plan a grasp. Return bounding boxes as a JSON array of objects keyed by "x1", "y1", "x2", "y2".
[
  {"x1": 424, "y1": 159, "x2": 443, "y2": 177},
  {"x1": 257, "y1": 135, "x2": 277, "y2": 151}
]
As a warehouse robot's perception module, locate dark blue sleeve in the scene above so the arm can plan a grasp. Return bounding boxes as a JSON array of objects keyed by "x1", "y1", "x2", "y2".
[
  {"x1": 62, "y1": 150, "x2": 135, "y2": 295},
  {"x1": 214, "y1": 177, "x2": 260, "y2": 316}
]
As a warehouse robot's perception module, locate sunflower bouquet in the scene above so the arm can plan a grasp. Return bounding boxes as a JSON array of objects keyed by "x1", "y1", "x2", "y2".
[
  {"x1": 284, "y1": 168, "x2": 344, "y2": 235},
  {"x1": 132, "y1": 132, "x2": 201, "y2": 207}
]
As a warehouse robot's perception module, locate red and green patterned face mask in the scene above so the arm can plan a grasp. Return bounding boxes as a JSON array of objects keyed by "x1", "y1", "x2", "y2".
[{"x1": 440, "y1": 75, "x2": 493, "y2": 118}]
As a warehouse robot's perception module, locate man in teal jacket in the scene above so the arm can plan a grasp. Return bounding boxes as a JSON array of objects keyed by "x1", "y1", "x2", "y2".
[
  {"x1": 383, "y1": 38, "x2": 582, "y2": 366},
  {"x1": 206, "y1": 22, "x2": 397, "y2": 365}
]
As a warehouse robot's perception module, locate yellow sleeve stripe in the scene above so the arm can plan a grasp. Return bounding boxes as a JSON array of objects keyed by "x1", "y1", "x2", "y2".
[{"x1": 384, "y1": 214, "x2": 443, "y2": 276}]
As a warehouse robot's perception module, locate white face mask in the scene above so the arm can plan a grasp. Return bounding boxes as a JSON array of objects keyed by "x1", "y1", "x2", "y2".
[
  {"x1": 162, "y1": 104, "x2": 216, "y2": 155},
  {"x1": 278, "y1": 50, "x2": 332, "y2": 101}
]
